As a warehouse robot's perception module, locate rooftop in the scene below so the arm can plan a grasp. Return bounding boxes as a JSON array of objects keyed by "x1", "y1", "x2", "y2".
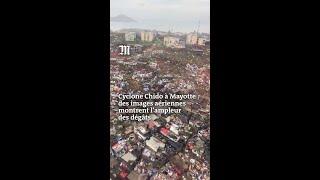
[
  {"x1": 122, "y1": 152, "x2": 137, "y2": 163},
  {"x1": 146, "y1": 136, "x2": 165, "y2": 152}
]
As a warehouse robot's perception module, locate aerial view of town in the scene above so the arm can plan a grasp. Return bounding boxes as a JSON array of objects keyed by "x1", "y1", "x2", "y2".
[{"x1": 110, "y1": 1, "x2": 210, "y2": 179}]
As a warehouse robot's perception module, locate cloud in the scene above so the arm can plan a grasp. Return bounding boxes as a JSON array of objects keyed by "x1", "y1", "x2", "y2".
[{"x1": 111, "y1": 0, "x2": 209, "y2": 15}]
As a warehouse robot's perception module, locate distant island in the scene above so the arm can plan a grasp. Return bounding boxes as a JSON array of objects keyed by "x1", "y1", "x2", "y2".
[{"x1": 110, "y1": 14, "x2": 136, "y2": 22}]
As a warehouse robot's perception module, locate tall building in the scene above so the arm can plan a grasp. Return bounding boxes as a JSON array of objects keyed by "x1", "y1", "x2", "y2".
[
  {"x1": 125, "y1": 32, "x2": 136, "y2": 42},
  {"x1": 141, "y1": 31, "x2": 154, "y2": 42},
  {"x1": 186, "y1": 32, "x2": 198, "y2": 45}
]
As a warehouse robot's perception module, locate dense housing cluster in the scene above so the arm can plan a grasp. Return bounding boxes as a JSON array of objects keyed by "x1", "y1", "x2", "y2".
[{"x1": 110, "y1": 29, "x2": 210, "y2": 180}]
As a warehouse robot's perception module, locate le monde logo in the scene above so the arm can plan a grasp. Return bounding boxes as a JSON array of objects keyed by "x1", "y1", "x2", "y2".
[{"x1": 118, "y1": 45, "x2": 130, "y2": 56}]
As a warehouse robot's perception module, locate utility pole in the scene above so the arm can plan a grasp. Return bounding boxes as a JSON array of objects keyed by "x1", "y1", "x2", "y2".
[
  {"x1": 197, "y1": 20, "x2": 200, "y2": 45},
  {"x1": 197, "y1": 20, "x2": 200, "y2": 35}
]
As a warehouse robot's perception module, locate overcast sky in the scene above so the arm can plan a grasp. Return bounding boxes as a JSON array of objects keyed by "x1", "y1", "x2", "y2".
[{"x1": 110, "y1": 0, "x2": 210, "y2": 33}]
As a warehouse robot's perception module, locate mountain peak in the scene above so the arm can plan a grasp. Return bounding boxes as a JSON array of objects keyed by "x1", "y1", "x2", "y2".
[{"x1": 110, "y1": 14, "x2": 136, "y2": 22}]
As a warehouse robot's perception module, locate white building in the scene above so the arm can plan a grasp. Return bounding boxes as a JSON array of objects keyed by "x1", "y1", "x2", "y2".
[
  {"x1": 170, "y1": 123, "x2": 180, "y2": 135},
  {"x1": 186, "y1": 32, "x2": 198, "y2": 45},
  {"x1": 146, "y1": 136, "x2": 165, "y2": 152},
  {"x1": 125, "y1": 32, "x2": 136, "y2": 41},
  {"x1": 163, "y1": 36, "x2": 185, "y2": 48},
  {"x1": 121, "y1": 152, "x2": 137, "y2": 163}
]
